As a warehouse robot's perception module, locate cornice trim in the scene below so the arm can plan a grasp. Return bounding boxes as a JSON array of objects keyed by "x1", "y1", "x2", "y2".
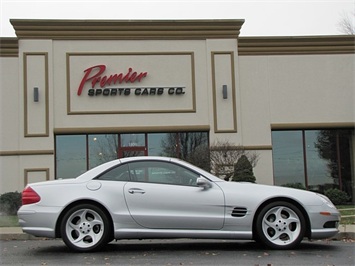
[
  {"x1": 0, "y1": 150, "x2": 54, "y2": 156},
  {"x1": 239, "y1": 35, "x2": 355, "y2": 55},
  {"x1": 271, "y1": 122, "x2": 355, "y2": 130},
  {"x1": 54, "y1": 125, "x2": 211, "y2": 134},
  {"x1": 10, "y1": 19, "x2": 244, "y2": 40},
  {"x1": 243, "y1": 145, "x2": 272, "y2": 151},
  {"x1": 0, "y1": 38, "x2": 18, "y2": 57}
]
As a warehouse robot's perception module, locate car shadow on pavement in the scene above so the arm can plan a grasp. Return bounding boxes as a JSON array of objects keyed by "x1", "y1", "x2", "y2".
[
  {"x1": 105, "y1": 239, "x2": 337, "y2": 252},
  {"x1": 30, "y1": 239, "x2": 339, "y2": 254}
]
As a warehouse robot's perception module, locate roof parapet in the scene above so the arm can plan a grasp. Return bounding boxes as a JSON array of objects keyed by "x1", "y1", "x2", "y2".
[{"x1": 10, "y1": 19, "x2": 245, "y2": 40}]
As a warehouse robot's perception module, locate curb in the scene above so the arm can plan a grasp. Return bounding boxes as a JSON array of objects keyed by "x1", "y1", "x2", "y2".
[
  {"x1": 332, "y1": 232, "x2": 355, "y2": 241},
  {"x1": 0, "y1": 233, "x2": 40, "y2": 241},
  {"x1": 0, "y1": 227, "x2": 40, "y2": 241}
]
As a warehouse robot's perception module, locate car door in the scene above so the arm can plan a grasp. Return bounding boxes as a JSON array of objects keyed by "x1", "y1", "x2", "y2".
[{"x1": 123, "y1": 160, "x2": 225, "y2": 230}]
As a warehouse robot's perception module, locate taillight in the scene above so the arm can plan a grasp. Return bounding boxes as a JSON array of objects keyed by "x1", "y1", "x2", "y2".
[{"x1": 22, "y1": 186, "x2": 41, "y2": 205}]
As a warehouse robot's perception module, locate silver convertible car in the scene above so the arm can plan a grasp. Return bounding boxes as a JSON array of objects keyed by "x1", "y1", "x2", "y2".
[{"x1": 18, "y1": 156, "x2": 340, "y2": 252}]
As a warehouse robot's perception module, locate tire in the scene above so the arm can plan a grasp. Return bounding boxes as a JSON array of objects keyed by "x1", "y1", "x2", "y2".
[
  {"x1": 60, "y1": 203, "x2": 111, "y2": 252},
  {"x1": 255, "y1": 201, "x2": 306, "y2": 249}
]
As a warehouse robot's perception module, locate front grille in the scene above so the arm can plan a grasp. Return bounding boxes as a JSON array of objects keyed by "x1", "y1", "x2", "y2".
[{"x1": 231, "y1": 207, "x2": 247, "y2": 217}]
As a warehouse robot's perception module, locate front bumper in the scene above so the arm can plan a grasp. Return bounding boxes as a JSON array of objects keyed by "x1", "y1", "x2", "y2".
[
  {"x1": 308, "y1": 207, "x2": 340, "y2": 239},
  {"x1": 311, "y1": 228, "x2": 339, "y2": 239}
]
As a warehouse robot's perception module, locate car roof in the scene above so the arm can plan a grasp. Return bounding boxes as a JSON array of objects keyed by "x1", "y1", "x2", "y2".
[{"x1": 76, "y1": 156, "x2": 223, "y2": 183}]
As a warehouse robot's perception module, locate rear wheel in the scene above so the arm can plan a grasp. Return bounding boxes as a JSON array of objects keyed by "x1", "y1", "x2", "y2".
[
  {"x1": 256, "y1": 201, "x2": 306, "y2": 249},
  {"x1": 60, "y1": 204, "x2": 111, "y2": 252}
]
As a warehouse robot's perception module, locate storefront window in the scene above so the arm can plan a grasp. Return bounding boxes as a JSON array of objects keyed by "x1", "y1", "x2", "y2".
[
  {"x1": 120, "y1": 134, "x2": 145, "y2": 147},
  {"x1": 55, "y1": 135, "x2": 87, "y2": 179},
  {"x1": 89, "y1": 134, "x2": 118, "y2": 168},
  {"x1": 159, "y1": 132, "x2": 209, "y2": 159},
  {"x1": 313, "y1": 129, "x2": 354, "y2": 200},
  {"x1": 305, "y1": 130, "x2": 333, "y2": 191},
  {"x1": 148, "y1": 133, "x2": 169, "y2": 156},
  {"x1": 55, "y1": 131, "x2": 209, "y2": 179},
  {"x1": 272, "y1": 131, "x2": 305, "y2": 187},
  {"x1": 272, "y1": 129, "x2": 354, "y2": 202}
]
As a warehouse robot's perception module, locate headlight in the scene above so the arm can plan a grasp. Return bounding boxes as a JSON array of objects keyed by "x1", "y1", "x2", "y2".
[{"x1": 317, "y1": 193, "x2": 336, "y2": 209}]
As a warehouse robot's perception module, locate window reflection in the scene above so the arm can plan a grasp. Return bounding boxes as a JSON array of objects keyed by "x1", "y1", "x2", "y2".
[
  {"x1": 128, "y1": 161, "x2": 199, "y2": 186},
  {"x1": 272, "y1": 131, "x2": 305, "y2": 187},
  {"x1": 148, "y1": 133, "x2": 167, "y2": 156},
  {"x1": 314, "y1": 129, "x2": 354, "y2": 200},
  {"x1": 272, "y1": 129, "x2": 354, "y2": 202},
  {"x1": 89, "y1": 134, "x2": 118, "y2": 168},
  {"x1": 96, "y1": 163, "x2": 130, "y2": 181},
  {"x1": 159, "y1": 132, "x2": 210, "y2": 170},
  {"x1": 55, "y1": 131, "x2": 210, "y2": 179},
  {"x1": 306, "y1": 130, "x2": 333, "y2": 191},
  {"x1": 120, "y1": 134, "x2": 145, "y2": 147},
  {"x1": 56, "y1": 135, "x2": 86, "y2": 179}
]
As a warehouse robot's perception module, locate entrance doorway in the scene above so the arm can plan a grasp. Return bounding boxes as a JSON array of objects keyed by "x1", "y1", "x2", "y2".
[{"x1": 118, "y1": 133, "x2": 148, "y2": 158}]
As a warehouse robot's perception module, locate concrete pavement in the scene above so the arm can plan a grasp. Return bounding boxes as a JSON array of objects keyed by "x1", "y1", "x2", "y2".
[{"x1": 0, "y1": 225, "x2": 354, "y2": 241}]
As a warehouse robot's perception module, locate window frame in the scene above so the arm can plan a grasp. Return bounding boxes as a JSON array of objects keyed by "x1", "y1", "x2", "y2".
[{"x1": 127, "y1": 160, "x2": 201, "y2": 187}]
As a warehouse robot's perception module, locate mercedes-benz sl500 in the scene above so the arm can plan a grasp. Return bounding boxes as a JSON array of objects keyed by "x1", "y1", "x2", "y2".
[{"x1": 18, "y1": 156, "x2": 340, "y2": 252}]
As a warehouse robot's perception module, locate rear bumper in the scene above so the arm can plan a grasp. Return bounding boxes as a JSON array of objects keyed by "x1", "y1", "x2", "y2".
[
  {"x1": 20, "y1": 227, "x2": 56, "y2": 238},
  {"x1": 18, "y1": 206, "x2": 61, "y2": 238}
]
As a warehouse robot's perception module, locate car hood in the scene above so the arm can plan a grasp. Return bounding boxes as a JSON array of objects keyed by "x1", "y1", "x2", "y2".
[{"x1": 216, "y1": 181, "x2": 326, "y2": 207}]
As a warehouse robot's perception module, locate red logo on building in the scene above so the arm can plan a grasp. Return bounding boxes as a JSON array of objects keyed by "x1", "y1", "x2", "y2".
[{"x1": 77, "y1": 65, "x2": 148, "y2": 95}]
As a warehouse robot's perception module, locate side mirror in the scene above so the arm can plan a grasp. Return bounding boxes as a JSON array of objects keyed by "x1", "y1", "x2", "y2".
[{"x1": 197, "y1": 177, "x2": 212, "y2": 189}]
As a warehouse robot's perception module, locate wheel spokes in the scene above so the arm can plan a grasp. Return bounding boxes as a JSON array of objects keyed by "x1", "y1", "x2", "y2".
[
  {"x1": 262, "y1": 206, "x2": 301, "y2": 246},
  {"x1": 66, "y1": 208, "x2": 105, "y2": 248}
]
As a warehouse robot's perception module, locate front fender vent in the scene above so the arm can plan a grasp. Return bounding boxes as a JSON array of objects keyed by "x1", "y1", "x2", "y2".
[{"x1": 231, "y1": 207, "x2": 247, "y2": 217}]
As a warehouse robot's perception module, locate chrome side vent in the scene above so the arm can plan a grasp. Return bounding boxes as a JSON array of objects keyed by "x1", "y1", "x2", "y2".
[{"x1": 231, "y1": 207, "x2": 247, "y2": 217}]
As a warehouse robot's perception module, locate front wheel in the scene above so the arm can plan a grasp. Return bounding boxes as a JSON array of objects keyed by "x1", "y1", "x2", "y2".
[
  {"x1": 60, "y1": 204, "x2": 111, "y2": 252},
  {"x1": 255, "y1": 201, "x2": 306, "y2": 249}
]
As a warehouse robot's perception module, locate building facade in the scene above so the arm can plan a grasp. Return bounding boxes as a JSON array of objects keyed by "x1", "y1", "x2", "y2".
[{"x1": 0, "y1": 19, "x2": 354, "y2": 202}]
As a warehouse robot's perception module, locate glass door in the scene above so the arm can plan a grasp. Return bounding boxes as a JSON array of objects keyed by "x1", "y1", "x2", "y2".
[{"x1": 118, "y1": 133, "x2": 148, "y2": 158}]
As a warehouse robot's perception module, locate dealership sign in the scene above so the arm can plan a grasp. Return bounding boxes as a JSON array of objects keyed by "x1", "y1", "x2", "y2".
[
  {"x1": 67, "y1": 53, "x2": 195, "y2": 114},
  {"x1": 77, "y1": 65, "x2": 148, "y2": 95},
  {"x1": 77, "y1": 65, "x2": 185, "y2": 97}
]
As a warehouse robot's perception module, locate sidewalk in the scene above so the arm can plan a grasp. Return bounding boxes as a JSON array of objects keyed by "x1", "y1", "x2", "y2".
[{"x1": 0, "y1": 225, "x2": 354, "y2": 241}]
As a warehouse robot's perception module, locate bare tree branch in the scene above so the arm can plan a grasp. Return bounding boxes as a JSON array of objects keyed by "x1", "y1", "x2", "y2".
[
  {"x1": 338, "y1": 11, "x2": 355, "y2": 35},
  {"x1": 210, "y1": 140, "x2": 259, "y2": 180}
]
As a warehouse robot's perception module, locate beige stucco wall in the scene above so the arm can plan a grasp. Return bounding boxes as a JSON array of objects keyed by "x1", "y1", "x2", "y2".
[
  {"x1": 1, "y1": 26, "x2": 354, "y2": 194},
  {"x1": 0, "y1": 57, "x2": 19, "y2": 151},
  {"x1": 1, "y1": 37, "x2": 243, "y2": 193},
  {"x1": 268, "y1": 54, "x2": 354, "y2": 124},
  {"x1": 53, "y1": 39, "x2": 210, "y2": 129},
  {"x1": 0, "y1": 57, "x2": 20, "y2": 192},
  {"x1": 239, "y1": 54, "x2": 354, "y2": 133},
  {"x1": 238, "y1": 53, "x2": 355, "y2": 185},
  {"x1": 1, "y1": 40, "x2": 55, "y2": 193}
]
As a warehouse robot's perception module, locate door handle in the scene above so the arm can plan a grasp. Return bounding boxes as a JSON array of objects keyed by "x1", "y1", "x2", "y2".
[{"x1": 128, "y1": 188, "x2": 146, "y2": 194}]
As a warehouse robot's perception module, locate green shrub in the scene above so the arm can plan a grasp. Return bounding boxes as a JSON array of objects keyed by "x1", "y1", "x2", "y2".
[
  {"x1": 324, "y1": 188, "x2": 350, "y2": 205},
  {"x1": 0, "y1": 192, "x2": 22, "y2": 215},
  {"x1": 232, "y1": 155, "x2": 256, "y2": 183},
  {"x1": 282, "y1": 183, "x2": 307, "y2": 190}
]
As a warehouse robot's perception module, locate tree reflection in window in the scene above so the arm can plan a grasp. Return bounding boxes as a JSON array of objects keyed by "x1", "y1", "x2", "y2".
[
  {"x1": 160, "y1": 132, "x2": 210, "y2": 171},
  {"x1": 315, "y1": 129, "x2": 353, "y2": 200},
  {"x1": 89, "y1": 134, "x2": 118, "y2": 168},
  {"x1": 272, "y1": 129, "x2": 354, "y2": 202}
]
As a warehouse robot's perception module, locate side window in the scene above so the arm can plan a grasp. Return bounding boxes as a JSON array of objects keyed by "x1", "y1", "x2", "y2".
[
  {"x1": 96, "y1": 163, "x2": 130, "y2": 181},
  {"x1": 128, "y1": 161, "x2": 199, "y2": 186}
]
